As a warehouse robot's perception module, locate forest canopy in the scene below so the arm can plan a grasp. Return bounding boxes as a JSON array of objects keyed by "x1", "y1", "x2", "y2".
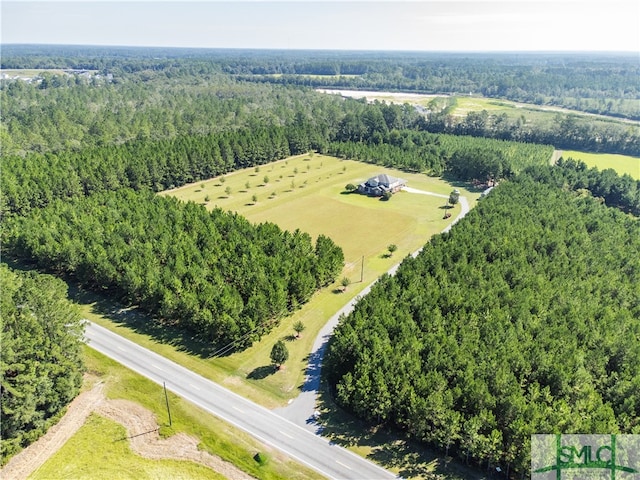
[
  {"x1": 3, "y1": 189, "x2": 344, "y2": 349},
  {"x1": 324, "y1": 169, "x2": 640, "y2": 476},
  {"x1": 1, "y1": 265, "x2": 85, "y2": 461}
]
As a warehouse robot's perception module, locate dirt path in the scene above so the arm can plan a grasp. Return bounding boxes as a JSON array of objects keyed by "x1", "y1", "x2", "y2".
[{"x1": 1, "y1": 378, "x2": 255, "y2": 480}]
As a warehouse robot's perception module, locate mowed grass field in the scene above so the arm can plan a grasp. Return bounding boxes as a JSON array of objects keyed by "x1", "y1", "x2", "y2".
[
  {"x1": 54, "y1": 155, "x2": 479, "y2": 479},
  {"x1": 561, "y1": 150, "x2": 640, "y2": 179},
  {"x1": 164, "y1": 154, "x2": 467, "y2": 265},
  {"x1": 30, "y1": 347, "x2": 324, "y2": 480},
  {"x1": 78, "y1": 154, "x2": 479, "y2": 410}
]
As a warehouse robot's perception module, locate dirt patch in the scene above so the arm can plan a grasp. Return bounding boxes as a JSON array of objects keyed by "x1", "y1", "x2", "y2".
[{"x1": 1, "y1": 378, "x2": 255, "y2": 480}]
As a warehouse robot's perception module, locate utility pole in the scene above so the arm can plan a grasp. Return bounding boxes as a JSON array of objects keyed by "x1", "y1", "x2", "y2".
[
  {"x1": 360, "y1": 255, "x2": 364, "y2": 283},
  {"x1": 163, "y1": 381, "x2": 172, "y2": 426}
]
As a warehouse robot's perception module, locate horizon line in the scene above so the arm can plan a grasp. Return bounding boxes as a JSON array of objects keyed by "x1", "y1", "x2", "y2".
[{"x1": 3, "y1": 43, "x2": 639, "y2": 55}]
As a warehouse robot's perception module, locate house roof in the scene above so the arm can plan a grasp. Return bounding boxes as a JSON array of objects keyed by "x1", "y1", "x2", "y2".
[{"x1": 367, "y1": 173, "x2": 405, "y2": 187}]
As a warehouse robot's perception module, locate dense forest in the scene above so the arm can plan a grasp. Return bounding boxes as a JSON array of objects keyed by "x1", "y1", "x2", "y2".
[
  {"x1": 1, "y1": 265, "x2": 86, "y2": 461},
  {"x1": 328, "y1": 129, "x2": 553, "y2": 178},
  {"x1": 324, "y1": 167, "x2": 640, "y2": 477},
  {"x1": 3, "y1": 189, "x2": 344, "y2": 347},
  {"x1": 4, "y1": 46, "x2": 638, "y2": 119},
  {"x1": 2, "y1": 45, "x2": 638, "y2": 473},
  {"x1": 526, "y1": 158, "x2": 640, "y2": 216},
  {"x1": 2, "y1": 46, "x2": 639, "y2": 158}
]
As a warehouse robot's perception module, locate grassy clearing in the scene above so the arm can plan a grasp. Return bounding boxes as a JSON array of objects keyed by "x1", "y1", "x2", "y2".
[
  {"x1": 30, "y1": 347, "x2": 324, "y2": 480},
  {"x1": 77, "y1": 155, "x2": 479, "y2": 409},
  {"x1": 562, "y1": 150, "x2": 640, "y2": 179},
  {"x1": 326, "y1": 90, "x2": 637, "y2": 132},
  {"x1": 31, "y1": 414, "x2": 225, "y2": 480}
]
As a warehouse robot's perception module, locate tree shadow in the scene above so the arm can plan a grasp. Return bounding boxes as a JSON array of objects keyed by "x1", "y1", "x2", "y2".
[
  {"x1": 283, "y1": 334, "x2": 297, "y2": 342},
  {"x1": 312, "y1": 385, "x2": 485, "y2": 480},
  {"x1": 440, "y1": 174, "x2": 485, "y2": 193},
  {"x1": 247, "y1": 365, "x2": 276, "y2": 380},
  {"x1": 66, "y1": 284, "x2": 224, "y2": 359}
]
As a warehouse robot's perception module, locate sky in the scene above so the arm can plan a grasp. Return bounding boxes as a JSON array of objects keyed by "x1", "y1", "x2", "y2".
[{"x1": 2, "y1": 0, "x2": 639, "y2": 52}]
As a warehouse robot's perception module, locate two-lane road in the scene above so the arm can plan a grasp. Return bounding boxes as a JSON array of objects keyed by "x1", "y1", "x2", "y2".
[{"x1": 85, "y1": 322, "x2": 397, "y2": 480}]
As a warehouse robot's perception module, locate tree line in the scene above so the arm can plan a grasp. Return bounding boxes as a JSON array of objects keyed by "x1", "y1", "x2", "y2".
[
  {"x1": 1, "y1": 102, "x2": 554, "y2": 218},
  {"x1": 3, "y1": 189, "x2": 344, "y2": 348},
  {"x1": 525, "y1": 158, "x2": 640, "y2": 216},
  {"x1": 423, "y1": 108, "x2": 640, "y2": 157},
  {"x1": 324, "y1": 167, "x2": 640, "y2": 477},
  {"x1": 328, "y1": 128, "x2": 553, "y2": 179},
  {"x1": 1, "y1": 124, "x2": 323, "y2": 217},
  {"x1": 1, "y1": 264, "x2": 85, "y2": 462}
]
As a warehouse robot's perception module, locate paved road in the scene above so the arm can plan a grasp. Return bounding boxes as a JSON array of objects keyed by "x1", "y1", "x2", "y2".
[
  {"x1": 85, "y1": 322, "x2": 397, "y2": 480},
  {"x1": 277, "y1": 189, "x2": 470, "y2": 425}
]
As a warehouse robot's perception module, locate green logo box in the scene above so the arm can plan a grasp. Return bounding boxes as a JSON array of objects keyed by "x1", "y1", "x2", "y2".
[{"x1": 532, "y1": 435, "x2": 640, "y2": 480}]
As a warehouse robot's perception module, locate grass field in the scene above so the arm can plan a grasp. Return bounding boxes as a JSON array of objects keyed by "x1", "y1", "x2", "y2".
[
  {"x1": 324, "y1": 90, "x2": 639, "y2": 133},
  {"x1": 62, "y1": 153, "x2": 479, "y2": 479},
  {"x1": 72, "y1": 154, "x2": 480, "y2": 409},
  {"x1": 57, "y1": 155, "x2": 480, "y2": 479},
  {"x1": 30, "y1": 347, "x2": 324, "y2": 480},
  {"x1": 163, "y1": 154, "x2": 470, "y2": 265},
  {"x1": 561, "y1": 150, "x2": 640, "y2": 179}
]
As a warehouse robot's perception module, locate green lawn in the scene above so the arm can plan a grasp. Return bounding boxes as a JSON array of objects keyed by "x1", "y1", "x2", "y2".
[
  {"x1": 164, "y1": 154, "x2": 469, "y2": 265},
  {"x1": 78, "y1": 154, "x2": 479, "y2": 409},
  {"x1": 562, "y1": 150, "x2": 640, "y2": 179},
  {"x1": 30, "y1": 347, "x2": 324, "y2": 480},
  {"x1": 31, "y1": 414, "x2": 225, "y2": 480},
  {"x1": 56, "y1": 155, "x2": 482, "y2": 479}
]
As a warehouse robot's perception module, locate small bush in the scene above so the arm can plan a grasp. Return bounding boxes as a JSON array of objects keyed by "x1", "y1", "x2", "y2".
[{"x1": 254, "y1": 452, "x2": 269, "y2": 465}]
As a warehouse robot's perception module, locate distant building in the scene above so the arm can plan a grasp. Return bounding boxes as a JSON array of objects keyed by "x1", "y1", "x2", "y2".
[{"x1": 358, "y1": 173, "x2": 407, "y2": 196}]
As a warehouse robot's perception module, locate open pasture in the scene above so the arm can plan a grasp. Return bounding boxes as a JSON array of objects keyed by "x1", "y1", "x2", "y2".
[
  {"x1": 561, "y1": 150, "x2": 640, "y2": 179},
  {"x1": 164, "y1": 154, "x2": 468, "y2": 265},
  {"x1": 154, "y1": 154, "x2": 479, "y2": 406}
]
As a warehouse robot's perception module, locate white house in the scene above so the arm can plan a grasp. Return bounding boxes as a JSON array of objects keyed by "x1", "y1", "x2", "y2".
[{"x1": 357, "y1": 174, "x2": 407, "y2": 196}]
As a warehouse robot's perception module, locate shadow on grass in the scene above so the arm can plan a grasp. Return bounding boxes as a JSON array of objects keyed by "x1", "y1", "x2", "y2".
[
  {"x1": 67, "y1": 284, "x2": 224, "y2": 360},
  {"x1": 247, "y1": 365, "x2": 275, "y2": 380},
  {"x1": 313, "y1": 384, "x2": 486, "y2": 480},
  {"x1": 440, "y1": 174, "x2": 485, "y2": 193}
]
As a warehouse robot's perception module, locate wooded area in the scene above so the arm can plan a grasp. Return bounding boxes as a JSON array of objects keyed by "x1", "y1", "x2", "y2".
[
  {"x1": 1, "y1": 46, "x2": 638, "y2": 473},
  {"x1": 1, "y1": 265, "x2": 85, "y2": 461},
  {"x1": 324, "y1": 167, "x2": 640, "y2": 476},
  {"x1": 4, "y1": 189, "x2": 344, "y2": 347}
]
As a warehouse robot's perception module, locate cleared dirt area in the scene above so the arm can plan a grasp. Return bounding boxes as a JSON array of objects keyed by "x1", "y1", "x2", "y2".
[{"x1": 1, "y1": 378, "x2": 254, "y2": 480}]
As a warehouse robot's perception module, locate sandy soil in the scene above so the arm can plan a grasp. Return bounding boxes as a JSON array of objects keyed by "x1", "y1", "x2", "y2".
[{"x1": 1, "y1": 378, "x2": 255, "y2": 480}]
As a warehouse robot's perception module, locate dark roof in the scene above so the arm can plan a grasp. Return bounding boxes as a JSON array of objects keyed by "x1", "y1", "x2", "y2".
[{"x1": 366, "y1": 174, "x2": 405, "y2": 187}]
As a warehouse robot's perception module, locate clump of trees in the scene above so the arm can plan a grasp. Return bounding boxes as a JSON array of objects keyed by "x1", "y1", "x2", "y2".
[
  {"x1": 4, "y1": 189, "x2": 344, "y2": 349},
  {"x1": 324, "y1": 169, "x2": 640, "y2": 476},
  {"x1": 525, "y1": 157, "x2": 640, "y2": 216},
  {"x1": 1, "y1": 265, "x2": 85, "y2": 462},
  {"x1": 327, "y1": 131, "x2": 553, "y2": 180}
]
